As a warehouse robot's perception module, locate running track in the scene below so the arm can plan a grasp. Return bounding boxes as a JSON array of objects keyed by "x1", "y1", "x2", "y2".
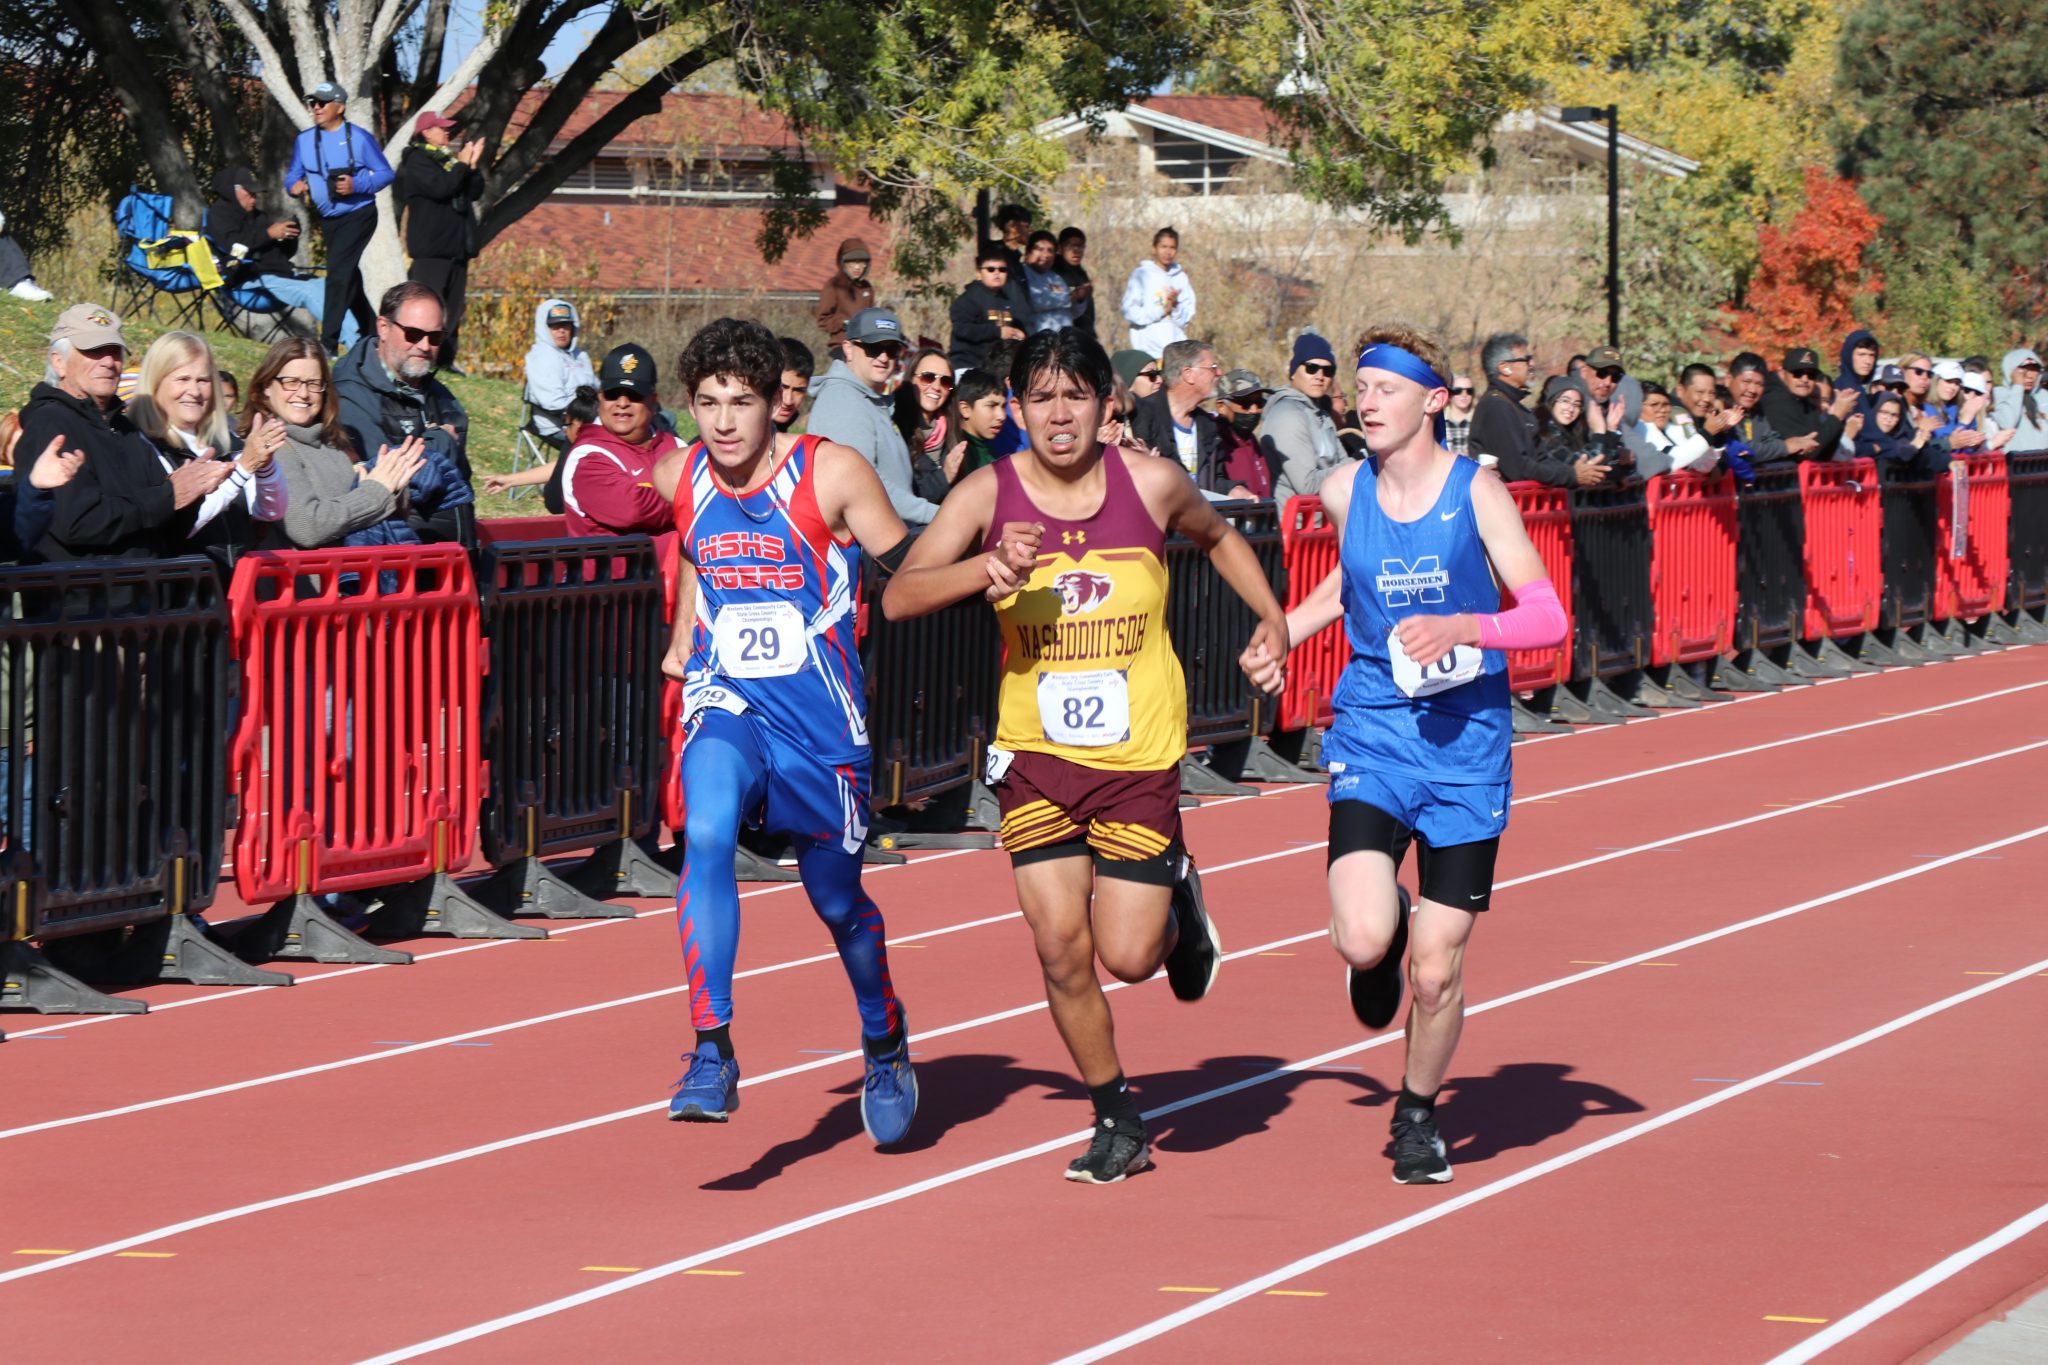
[{"x1": 6, "y1": 647, "x2": 2048, "y2": 1363}]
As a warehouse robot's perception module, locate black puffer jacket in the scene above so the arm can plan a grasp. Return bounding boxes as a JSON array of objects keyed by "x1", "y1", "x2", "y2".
[{"x1": 206, "y1": 165, "x2": 299, "y2": 277}]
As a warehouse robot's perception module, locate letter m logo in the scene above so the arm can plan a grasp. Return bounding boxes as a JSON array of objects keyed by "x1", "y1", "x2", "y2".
[{"x1": 1375, "y1": 556, "x2": 1447, "y2": 607}]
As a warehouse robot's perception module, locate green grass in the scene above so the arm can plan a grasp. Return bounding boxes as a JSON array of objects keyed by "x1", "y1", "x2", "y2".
[{"x1": 1, "y1": 294, "x2": 558, "y2": 521}]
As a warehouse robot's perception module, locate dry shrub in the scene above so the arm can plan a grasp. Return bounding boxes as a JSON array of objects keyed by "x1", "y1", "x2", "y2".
[{"x1": 467, "y1": 241, "x2": 622, "y2": 381}]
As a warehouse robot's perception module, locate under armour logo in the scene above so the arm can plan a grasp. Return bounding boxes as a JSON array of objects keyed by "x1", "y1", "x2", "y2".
[
  {"x1": 1062, "y1": 530, "x2": 1087, "y2": 546},
  {"x1": 1375, "y1": 555, "x2": 1449, "y2": 607}
]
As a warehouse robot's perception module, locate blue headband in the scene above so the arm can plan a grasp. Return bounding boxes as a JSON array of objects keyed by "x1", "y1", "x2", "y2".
[{"x1": 1356, "y1": 343, "x2": 1449, "y2": 444}]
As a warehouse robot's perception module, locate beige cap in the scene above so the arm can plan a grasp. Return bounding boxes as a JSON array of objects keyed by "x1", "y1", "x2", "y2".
[{"x1": 50, "y1": 303, "x2": 127, "y2": 352}]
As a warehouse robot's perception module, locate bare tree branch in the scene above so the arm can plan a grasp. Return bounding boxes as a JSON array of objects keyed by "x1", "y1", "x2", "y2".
[{"x1": 214, "y1": 0, "x2": 315, "y2": 130}]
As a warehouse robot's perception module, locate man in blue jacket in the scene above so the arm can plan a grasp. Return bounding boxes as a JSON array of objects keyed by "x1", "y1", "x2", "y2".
[{"x1": 284, "y1": 81, "x2": 393, "y2": 354}]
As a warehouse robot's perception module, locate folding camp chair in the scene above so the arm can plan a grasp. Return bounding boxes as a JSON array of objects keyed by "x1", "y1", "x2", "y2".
[
  {"x1": 112, "y1": 190, "x2": 220, "y2": 331},
  {"x1": 200, "y1": 205, "x2": 318, "y2": 341},
  {"x1": 508, "y1": 398, "x2": 558, "y2": 501}
]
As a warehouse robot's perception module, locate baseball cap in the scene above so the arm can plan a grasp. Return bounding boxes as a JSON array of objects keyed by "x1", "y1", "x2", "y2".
[
  {"x1": 416, "y1": 110, "x2": 460, "y2": 132},
  {"x1": 306, "y1": 81, "x2": 347, "y2": 105},
  {"x1": 1961, "y1": 373, "x2": 1989, "y2": 395},
  {"x1": 1875, "y1": 363, "x2": 1906, "y2": 386},
  {"x1": 50, "y1": 302, "x2": 126, "y2": 352},
  {"x1": 1932, "y1": 359, "x2": 1965, "y2": 382},
  {"x1": 2013, "y1": 349, "x2": 2043, "y2": 369},
  {"x1": 1782, "y1": 347, "x2": 1823, "y2": 375},
  {"x1": 545, "y1": 303, "x2": 575, "y2": 326},
  {"x1": 598, "y1": 343, "x2": 657, "y2": 396},
  {"x1": 1221, "y1": 368, "x2": 1269, "y2": 400},
  {"x1": 844, "y1": 307, "x2": 904, "y2": 348},
  {"x1": 1586, "y1": 345, "x2": 1624, "y2": 371}
]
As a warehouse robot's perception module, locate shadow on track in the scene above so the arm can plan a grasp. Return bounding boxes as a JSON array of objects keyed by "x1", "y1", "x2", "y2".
[
  {"x1": 700, "y1": 1053, "x2": 1081, "y2": 1190},
  {"x1": 1436, "y1": 1061, "x2": 1645, "y2": 1167}
]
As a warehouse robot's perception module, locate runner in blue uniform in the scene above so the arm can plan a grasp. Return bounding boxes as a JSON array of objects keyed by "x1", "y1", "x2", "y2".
[
  {"x1": 1243, "y1": 323, "x2": 1566, "y2": 1184},
  {"x1": 652, "y1": 318, "x2": 919, "y2": 1145}
]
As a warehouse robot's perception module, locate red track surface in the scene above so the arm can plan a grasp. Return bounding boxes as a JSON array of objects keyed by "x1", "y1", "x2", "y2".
[{"x1": 7, "y1": 649, "x2": 2048, "y2": 1363}]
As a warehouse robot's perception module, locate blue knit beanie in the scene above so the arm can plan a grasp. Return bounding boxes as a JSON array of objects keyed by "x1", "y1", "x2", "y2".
[{"x1": 1289, "y1": 331, "x2": 1336, "y2": 373}]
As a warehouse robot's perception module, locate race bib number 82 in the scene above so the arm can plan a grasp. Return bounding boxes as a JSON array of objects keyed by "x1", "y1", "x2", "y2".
[{"x1": 1037, "y1": 669, "x2": 1131, "y2": 747}]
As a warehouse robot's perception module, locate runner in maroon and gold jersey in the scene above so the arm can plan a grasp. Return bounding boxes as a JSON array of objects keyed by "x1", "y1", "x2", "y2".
[{"x1": 883, "y1": 328, "x2": 1285, "y2": 1184}]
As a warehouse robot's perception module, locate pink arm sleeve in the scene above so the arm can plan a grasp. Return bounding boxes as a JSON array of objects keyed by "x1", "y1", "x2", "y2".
[{"x1": 1476, "y1": 578, "x2": 1567, "y2": 651}]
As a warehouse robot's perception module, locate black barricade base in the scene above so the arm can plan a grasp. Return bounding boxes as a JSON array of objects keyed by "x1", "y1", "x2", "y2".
[
  {"x1": 2006, "y1": 453, "x2": 2048, "y2": 638},
  {"x1": 224, "y1": 893, "x2": 415, "y2": 965},
  {"x1": 41, "y1": 912, "x2": 296, "y2": 991},
  {"x1": 478, "y1": 538, "x2": 668, "y2": 907},
  {"x1": 1, "y1": 939, "x2": 146, "y2": 1015},
  {"x1": 372, "y1": 872, "x2": 550, "y2": 941}
]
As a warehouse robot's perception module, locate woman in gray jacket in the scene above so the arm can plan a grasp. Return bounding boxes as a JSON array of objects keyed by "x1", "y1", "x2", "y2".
[{"x1": 242, "y1": 339, "x2": 424, "y2": 549}]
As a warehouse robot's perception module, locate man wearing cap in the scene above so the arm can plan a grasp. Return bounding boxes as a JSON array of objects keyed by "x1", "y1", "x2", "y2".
[
  {"x1": 1258, "y1": 331, "x2": 1348, "y2": 500},
  {"x1": 1760, "y1": 346, "x2": 1858, "y2": 457},
  {"x1": 400, "y1": 111, "x2": 484, "y2": 371},
  {"x1": 807, "y1": 307, "x2": 938, "y2": 525},
  {"x1": 21, "y1": 304, "x2": 232, "y2": 561},
  {"x1": 284, "y1": 82, "x2": 394, "y2": 354},
  {"x1": 1993, "y1": 350, "x2": 2048, "y2": 454},
  {"x1": 815, "y1": 238, "x2": 877, "y2": 357},
  {"x1": 1213, "y1": 369, "x2": 1275, "y2": 499},
  {"x1": 560, "y1": 343, "x2": 680, "y2": 538}
]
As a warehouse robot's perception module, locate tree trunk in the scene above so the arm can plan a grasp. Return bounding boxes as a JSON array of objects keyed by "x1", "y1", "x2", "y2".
[{"x1": 59, "y1": 0, "x2": 208, "y2": 221}]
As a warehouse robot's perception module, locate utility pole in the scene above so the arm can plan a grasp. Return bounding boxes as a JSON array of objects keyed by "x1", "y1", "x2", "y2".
[{"x1": 1561, "y1": 105, "x2": 1621, "y2": 350}]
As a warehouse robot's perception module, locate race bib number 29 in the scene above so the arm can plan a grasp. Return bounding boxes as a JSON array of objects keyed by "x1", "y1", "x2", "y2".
[
  {"x1": 1037, "y1": 669, "x2": 1131, "y2": 747},
  {"x1": 712, "y1": 601, "x2": 806, "y2": 678},
  {"x1": 1388, "y1": 627, "x2": 1483, "y2": 699}
]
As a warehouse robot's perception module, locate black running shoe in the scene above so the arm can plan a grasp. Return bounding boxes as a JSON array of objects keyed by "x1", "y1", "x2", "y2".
[
  {"x1": 1388, "y1": 1105, "x2": 1453, "y2": 1184},
  {"x1": 1347, "y1": 886, "x2": 1410, "y2": 1030},
  {"x1": 1064, "y1": 1117, "x2": 1153, "y2": 1184},
  {"x1": 1164, "y1": 857, "x2": 1222, "y2": 1002}
]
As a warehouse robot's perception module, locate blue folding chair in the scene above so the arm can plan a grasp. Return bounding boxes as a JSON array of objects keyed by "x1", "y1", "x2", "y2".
[
  {"x1": 201, "y1": 204, "x2": 317, "y2": 341},
  {"x1": 113, "y1": 190, "x2": 213, "y2": 330}
]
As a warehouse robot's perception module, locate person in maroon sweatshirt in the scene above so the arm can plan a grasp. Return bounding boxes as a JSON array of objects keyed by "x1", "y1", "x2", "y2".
[{"x1": 561, "y1": 343, "x2": 679, "y2": 539}]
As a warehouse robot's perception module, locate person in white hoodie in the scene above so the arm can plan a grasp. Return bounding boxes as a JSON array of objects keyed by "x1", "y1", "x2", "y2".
[
  {"x1": 523, "y1": 298, "x2": 598, "y2": 449},
  {"x1": 1119, "y1": 226, "x2": 1196, "y2": 357}
]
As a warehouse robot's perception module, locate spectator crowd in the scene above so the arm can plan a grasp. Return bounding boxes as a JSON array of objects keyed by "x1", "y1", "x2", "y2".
[{"x1": 5, "y1": 81, "x2": 2048, "y2": 570}]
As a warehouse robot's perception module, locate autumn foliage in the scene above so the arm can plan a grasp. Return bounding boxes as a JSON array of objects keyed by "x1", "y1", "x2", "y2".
[{"x1": 1724, "y1": 167, "x2": 1884, "y2": 356}]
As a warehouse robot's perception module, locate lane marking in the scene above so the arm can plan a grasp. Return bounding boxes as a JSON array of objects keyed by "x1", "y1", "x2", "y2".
[
  {"x1": 1764, "y1": 1316, "x2": 1830, "y2": 1324},
  {"x1": 1762, "y1": 1197, "x2": 2048, "y2": 1365},
  {"x1": 682, "y1": 1269, "x2": 742, "y2": 1277},
  {"x1": 1265, "y1": 1290, "x2": 1326, "y2": 1297},
  {"x1": 13, "y1": 669, "x2": 2032, "y2": 1043},
  {"x1": 322, "y1": 837, "x2": 2048, "y2": 1361},
  {"x1": 17, "y1": 736, "x2": 2033, "y2": 1144},
  {"x1": 1049, "y1": 956, "x2": 2048, "y2": 1364},
  {"x1": 1570, "y1": 961, "x2": 1610, "y2": 966},
  {"x1": 582, "y1": 1266, "x2": 639, "y2": 1274},
  {"x1": 1160, "y1": 1287, "x2": 1218, "y2": 1294},
  {"x1": 114, "y1": 1251, "x2": 174, "y2": 1259},
  {"x1": 9, "y1": 830, "x2": 2045, "y2": 1297},
  {"x1": 14, "y1": 1249, "x2": 75, "y2": 1256}
]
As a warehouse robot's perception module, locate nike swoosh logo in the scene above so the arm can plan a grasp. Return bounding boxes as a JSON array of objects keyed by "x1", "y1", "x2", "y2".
[
  {"x1": 1489, "y1": 809, "x2": 1504, "y2": 817},
  {"x1": 1440, "y1": 509, "x2": 1458, "y2": 520},
  {"x1": 1468, "y1": 893, "x2": 1487, "y2": 901}
]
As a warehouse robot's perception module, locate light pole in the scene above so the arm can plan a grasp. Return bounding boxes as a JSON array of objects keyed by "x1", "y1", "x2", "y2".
[{"x1": 1561, "y1": 104, "x2": 1619, "y2": 350}]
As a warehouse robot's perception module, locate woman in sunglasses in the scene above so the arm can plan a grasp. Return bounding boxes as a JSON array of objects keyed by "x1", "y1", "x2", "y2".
[{"x1": 892, "y1": 347, "x2": 957, "y2": 505}]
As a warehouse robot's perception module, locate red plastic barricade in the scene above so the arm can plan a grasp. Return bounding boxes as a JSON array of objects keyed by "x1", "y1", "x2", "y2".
[
  {"x1": 1504, "y1": 483, "x2": 1575, "y2": 690},
  {"x1": 658, "y1": 535, "x2": 687, "y2": 834},
  {"x1": 228, "y1": 545, "x2": 484, "y2": 901},
  {"x1": 1277, "y1": 496, "x2": 1344, "y2": 732},
  {"x1": 1935, "y1": 453, "x2": 2010, "y2": 621},
  {"x1": 478, "y1": 515, "x2": 569, "y2": 546},
  {"x1": 1798, "y1": 458, "x2": 1883, "y2": 639},
  {"x1": 1645, "y1": 471, "x2": 1739, "y2": 666}
]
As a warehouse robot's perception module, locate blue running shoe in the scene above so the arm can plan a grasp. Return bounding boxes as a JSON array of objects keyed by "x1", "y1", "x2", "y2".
[
  {"x1": 668, "y1": 1041, "x2": 741, "y2": 1122},
  {"x1": 860, "y1": 1014, "x2": 918, "y2": 1146}
]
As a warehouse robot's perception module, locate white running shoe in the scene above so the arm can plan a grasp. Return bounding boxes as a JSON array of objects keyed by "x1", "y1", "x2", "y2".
[{"x1": 10, "y1": 279, "x2": 53, "y2": 302}]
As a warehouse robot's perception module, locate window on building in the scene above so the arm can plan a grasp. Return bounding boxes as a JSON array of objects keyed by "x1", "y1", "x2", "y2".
[{"x1": 1151, "y1": 135, "x2": 1250, "y2": 196}]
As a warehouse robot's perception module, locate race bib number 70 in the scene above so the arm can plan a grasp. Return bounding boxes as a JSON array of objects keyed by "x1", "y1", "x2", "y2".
[{"x1": 1388, "y1": 627, "x2": 1483, "y2": 699}]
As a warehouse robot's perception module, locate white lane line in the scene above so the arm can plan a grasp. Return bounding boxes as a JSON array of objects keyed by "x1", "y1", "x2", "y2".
[
  {"x1": 1512, "y1": 678, "x2": 2048, "y2": 804},
  {"x1": 13, "y1": 733, "x2": 2036, "y2": 1139},
  {"x1": 1051, "y1": 953, "x2": 2048, "y2": 1364},
  {"x1": 351, "y1": 852, "x2": 2048, "y2": 1365},
  {"x1": 1763, "y1": 1199, "x2": 2048, "y2": 1365},
  {"x1": 8, "y1": 822, "x2": 2039, "y2": 1297}
]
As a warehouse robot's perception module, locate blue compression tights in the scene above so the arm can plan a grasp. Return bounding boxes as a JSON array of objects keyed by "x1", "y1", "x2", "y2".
[{"x1": 674, "y1": 713, "x2": 899, "y2": 1041}]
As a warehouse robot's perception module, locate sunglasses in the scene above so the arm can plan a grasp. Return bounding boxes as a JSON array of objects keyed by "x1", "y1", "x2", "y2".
[
  {"x1": 388, "y1": 321, "x2": 447, "y2": 346},
  {"x1": 913, "y1": 371, "x2": 954, "y2": 387},
  {"x1": 1449, "y1": 386, "x2": 1473, "y2": 395},
  {"x1": 1504, "y1": 355, "x2": 1533, "y2": 365},
  {"x1": 1300, "y1": 362, "x2": 1336, "y2": 376},
  {"x1": 1135, "y1": 369, "x2": 1161, "y2": 383},
  {"x1": 601, "y1": 387, "x2": 647, "y2": 402},
  {"x1": 1904, "y1": 366, "x2": 1931, "y2": 377},
  {"x1": 858, "y1": 342, "x2": 905, "y2": 359},
  {"x1": 1594, "y1": 367, "x2": 1624, "y2": 381},
  {"x1": 308, "y1": 98, "x2": 337, "y2": 109},
  {"x1": 980, "y1": 264, "x2": 1009, "y2": 274}
]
